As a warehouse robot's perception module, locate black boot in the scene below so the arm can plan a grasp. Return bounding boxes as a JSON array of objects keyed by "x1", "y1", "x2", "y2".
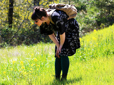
[
  {"x1": 61, "y1": 74, "x2": 67, "y2": 81},
  {"x1": 55, "y1": 75, "x2": 60, "y2": 81}
]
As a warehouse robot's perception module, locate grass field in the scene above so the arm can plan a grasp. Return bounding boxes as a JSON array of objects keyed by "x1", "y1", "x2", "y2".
[{"x1": 0, "y1": 25, "x2": 114, "y2": 85}]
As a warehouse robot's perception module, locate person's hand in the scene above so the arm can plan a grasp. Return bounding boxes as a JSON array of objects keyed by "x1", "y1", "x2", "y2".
[
  {"x1": 56, "y1": 45, "x2": 62, "y2": 58},
  {"x1": 56, "y1": 45, "x2": 60, "y2": 58},
  {"x1": 58, "y1": 45, "x2": 62, "y2": 53},
  {"x1": 56, "y1": 46, "x2": 60, "y2": 58}
]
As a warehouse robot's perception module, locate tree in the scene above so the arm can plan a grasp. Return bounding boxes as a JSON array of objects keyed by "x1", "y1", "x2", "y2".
[
  {"x1": 95, "y1": 0, "x2": 114, "y2": 27},
  {"x1": 8, "y1": 0, "x2": 14, "y2": 28}
]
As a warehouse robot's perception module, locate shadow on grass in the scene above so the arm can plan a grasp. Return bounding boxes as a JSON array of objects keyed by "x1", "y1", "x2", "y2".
[
  {"x1": 49, "y1": 76, "x2": 82, "y2": 85},
  {"x1": 67, "y1": 77, "x2": 82, "y2": 83}
]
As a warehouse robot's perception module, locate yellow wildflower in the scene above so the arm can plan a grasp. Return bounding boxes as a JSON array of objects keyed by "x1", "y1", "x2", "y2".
[
  {"x1": 31, "y1": 64, "x2": 34, "y2": 67},
  {"x1": 19, "y1": 69, "x2": 21, "y2": 72},
  {"x1": 22, "y1": 71, "x2": 27, "y2": 75},
  {"x1": 87, "y1": 39, "x2": 89, "y2": 42},
  {"x1": 21, "y1": 66, "x2": 25, "y2": 69},
  {"x1": 3, "y1": 71, "x2": 6, "y2": 74},
  {"x1": 13, "y1": 61, "x2": 16, "y2": 64},
  {"x1": 30, "y1": 68, "x2": 33, "y2": 71},
  {"x1": 35, "y1": 64, "x2": 37, "y2": 66},
  {"x1": 11, "y1": 68, "x2": 13, "y2": 71},
  {"x1": 34, "y1": 58, "x2": 38, "y2": 62},
  {"x1": 31, "y1": 53, "x2": 34, "y2": 56},
  {"x1": 20, "y1": 61, "x2": 24, "y2": 65},
  {"x1": 93, "y1": 29, "x2": 97, "y2": 32},
  {"x1": 81, "y1": 43, "x2": 83, "y2": 46},
  {"x1": 79, "y1": 38, "x2": 82, "y2": 42},
  {"x1": 92, "y1": 37, "x2": 97, "y2": 41}
]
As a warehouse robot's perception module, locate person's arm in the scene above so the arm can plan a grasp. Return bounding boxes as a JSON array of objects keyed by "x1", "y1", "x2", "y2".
[
  {"x1": 48, "y1": 33, "x2": 59, "y2": 48},
  {"x1": 59, "y1": 32, "x2": 65, "y2": 53},
  {"x1": 49, "y1": 33, "x2": 60, "y2": 58}
]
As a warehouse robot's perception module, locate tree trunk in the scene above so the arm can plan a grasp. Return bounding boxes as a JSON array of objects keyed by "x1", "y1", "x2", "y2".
[{"x1": 8, "y1": 0, "x2": 14, "y2": 28}]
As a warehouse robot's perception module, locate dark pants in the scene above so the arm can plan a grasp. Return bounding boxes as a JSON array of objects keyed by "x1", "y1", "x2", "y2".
[{"x1": 55, "y1": 56, "x2": 69, "y2": 79}]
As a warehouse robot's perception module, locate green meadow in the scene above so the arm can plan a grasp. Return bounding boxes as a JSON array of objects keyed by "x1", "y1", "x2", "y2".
[{"x1": 0, "y1": 25, "x2": 114, "y2": 85}]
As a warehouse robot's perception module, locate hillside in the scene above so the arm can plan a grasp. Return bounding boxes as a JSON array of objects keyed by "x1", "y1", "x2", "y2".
[{"x1": 0, "y1": 25, "x2": 114, "y2": 85}]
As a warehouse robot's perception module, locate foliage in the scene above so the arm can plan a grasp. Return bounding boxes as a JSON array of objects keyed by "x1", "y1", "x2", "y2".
[
  {"x1": 75, "y1": 0, "x2": 114, "y2": 36},
  {"x1": 95, "y1": 0, "x2": 114, "y2": 27},
  {"x1": 0, "y1": 0, "x2": 114, "y2": 46},
  {"x1": 0, "y1": 25, "x2": 114, "y2": 84},
  {"x1": 0, "y1": 0, "x2": 59, "y2": 46}
]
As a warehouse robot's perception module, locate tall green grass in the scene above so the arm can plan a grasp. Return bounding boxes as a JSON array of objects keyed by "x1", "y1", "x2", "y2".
[
  {"x1": 76, "y1": 25, "x2": 114, "y2": 60},
  {"x1": 0, "y1": 25, "x2": 114, "y2": 85}
]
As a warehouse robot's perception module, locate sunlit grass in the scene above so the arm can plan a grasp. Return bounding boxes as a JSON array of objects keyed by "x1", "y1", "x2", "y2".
[{"x1": 0, "y1": 25, "x2": 114, "y2": 85}]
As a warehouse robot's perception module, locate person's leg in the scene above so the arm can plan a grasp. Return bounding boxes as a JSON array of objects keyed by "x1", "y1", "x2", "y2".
[
  {"x1": 55, "y1": 57, "x2": 61, "y2": 80},
  {"x1": 61, "y1": 56, "x2": 69, "y2": 80}
]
